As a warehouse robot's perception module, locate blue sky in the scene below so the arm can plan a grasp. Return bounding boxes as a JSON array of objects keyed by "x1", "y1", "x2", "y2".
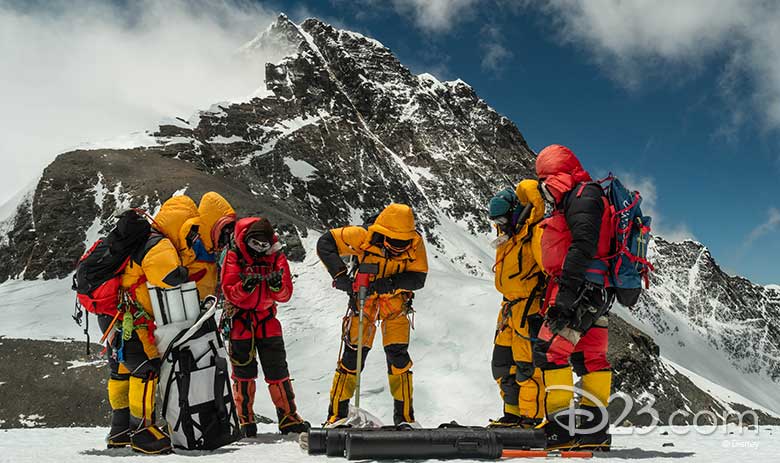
[
  {"x1": 269, "y1": 0, "x2": 780, "y2": 285},
  {"x1": 1, "y1": 1, "x2": 778, "y2": 284}
]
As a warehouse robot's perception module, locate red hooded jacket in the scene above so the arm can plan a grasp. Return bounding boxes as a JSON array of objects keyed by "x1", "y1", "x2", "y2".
[
  {"x1": 536, "y1": 145, "x2": 613, "y2": 308},
  {"x1": 220, "y1": 218, "x2": 293, "y2": 314}
]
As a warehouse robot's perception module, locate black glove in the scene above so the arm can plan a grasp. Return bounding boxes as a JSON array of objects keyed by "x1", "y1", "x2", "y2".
[
  {"x1": 546, "y1": 280, "x2": 581, "y2": 334},
  {"x1": 545, "y1": 303, "x2": 575, "y2": 335},
  {"x1": 241, "y1": 274, "x2": 263, "y2": 292},
  {"x1": 554, "y1": 281, "x2": 580, "y2": 312},
  {"x1": 369, "y1": 277, "x2": 394, "y2": 295},
  {"x1": 267, "y1": 270, "x2": 284, "y2": 292},
  {"x1": 333, "y1": 274, "x2": 353, "y2": 293}
]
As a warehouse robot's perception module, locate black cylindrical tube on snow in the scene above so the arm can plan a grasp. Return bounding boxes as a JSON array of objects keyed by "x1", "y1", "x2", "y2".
[
  {"x1": 306, "y1": 428, "x2": 328, "y2": 455},
  {"x1": 491, "y1": 427, "x2": 546, "y2": 450},
  {"x1": 306, "y1": 426, "x2": 546, "y2": 457},
  {"x1": 345, "y1": 429, "x2": 502, "y2": 460}
]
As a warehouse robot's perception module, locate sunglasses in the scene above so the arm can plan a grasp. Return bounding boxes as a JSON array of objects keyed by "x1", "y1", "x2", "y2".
[
  {"x1": 383, "y1": 236, "x2": 412, "y2": 254},
  {"x1": 491, "y1": 216, "x2": 509, "y2": 225},
  {"x1": 247, "y1": 238, "x2": 271, "y2": 254}
]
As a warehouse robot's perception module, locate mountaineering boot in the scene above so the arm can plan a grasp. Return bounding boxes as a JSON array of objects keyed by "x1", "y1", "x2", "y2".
[
  {"x1": 326, "y1": 368, "x2": 357, "y2": 425},
  {"x1": 129, "y1": 416, "x2": 172, "y2": 455},
  {"x1": 128, "y1": 375, "x2": 171, "y2": 454},
  {"x1": 232, "y1": 379, "x2": 257, "y2": 436},
  {"x1": 106, "y1": 407, "x2": 131, "y2": 448},
  {"x1": 279, "y1": 414, "x2": 311, "y2": 434},
  {"x1": 388, "y1": 371, "x2": 414, "y2": 426},
  {"x1": 241, "y1": 423, "x2": 257, "y2": 438},
  {"x1": 268, "y1": 378, "x2": 310, "y2": 434},
  {"x1": 542, "y1": 410, "x2": 577, "y2": 451},
  {"x1": 488, "y1": 412, "x2": 542, "y2": 429},
  {"x1": 574, "y1": 405, "x2": 611, "y2": 451}
]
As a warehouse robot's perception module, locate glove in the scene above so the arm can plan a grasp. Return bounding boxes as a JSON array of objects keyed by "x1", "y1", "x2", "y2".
[
  {"x1": 545, "y1": 303, "x2": 575, "y2": 335},
  {"x1": 546, "y1": 280, "x2": 581, "y2": 334},
  {"x1": 241, "y1": 274, "x2": 263, "y2": 292},
  {"x1": 369, "y1": 277, "x2": 394, "y2": 295},
  {"x1": 554, "y1": 282, "x2": 580, "y2": 312},
  {"x1": 267, "y1": 270, "x2": 284, "y2": 292},
  {"x1": 333, "y1": 274, "x2": 353, "y2": 293}
]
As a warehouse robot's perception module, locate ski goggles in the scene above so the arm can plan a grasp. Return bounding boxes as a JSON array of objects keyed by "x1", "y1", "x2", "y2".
[
  {"x1": 383, "y1": 236, "x2": 413, "y2": 255},
  {"x1": 491, "y1": 216, "x2": 510, "y2": 225},
  {"x1": 538, "y1": 181, "x2": 556, "y2": 204},
  {"x1": 247, "y1": 237, "x2": 271, "y2": 254}
]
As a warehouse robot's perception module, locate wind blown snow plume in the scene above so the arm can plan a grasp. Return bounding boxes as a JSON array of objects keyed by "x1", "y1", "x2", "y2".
[{"x1": 0, "y1": 0, "x2": 276, "y2": 200}]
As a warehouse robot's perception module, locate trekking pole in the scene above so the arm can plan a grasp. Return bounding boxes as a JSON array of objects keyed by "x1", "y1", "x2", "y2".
[{"x1": 352, "y1": 263, "x2": 379, "y2": 409}]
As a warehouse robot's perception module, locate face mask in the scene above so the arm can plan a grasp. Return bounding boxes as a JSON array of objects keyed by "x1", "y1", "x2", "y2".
[
  {"x1": 247, "y1": 237, "x2": 271, "y2": 255},
  {"x1": 539, "y1": 181, "x2": 556, "y2": 217}
]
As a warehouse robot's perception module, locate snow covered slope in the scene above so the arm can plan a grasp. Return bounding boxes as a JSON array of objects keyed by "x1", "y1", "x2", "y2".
[
  {"x1": 620, "y1": 238, "x2": 780, "y2": 412},
  {"x1": 0, "y1": 424, "x2": 776, "y2": 462},
  {"x1": 0, "y1": 13, "x2": 779, "y2": 428}
]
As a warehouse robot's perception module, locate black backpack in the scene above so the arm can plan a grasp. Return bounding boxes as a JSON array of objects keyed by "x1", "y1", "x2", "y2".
[{"x1": 72, "y1": 209, "x2": 151, "y2": 316}]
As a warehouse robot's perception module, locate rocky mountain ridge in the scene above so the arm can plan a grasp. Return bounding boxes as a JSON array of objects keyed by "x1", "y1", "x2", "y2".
[{"x1": 0, "y1": 14, "x2": 777, "y2": 424}]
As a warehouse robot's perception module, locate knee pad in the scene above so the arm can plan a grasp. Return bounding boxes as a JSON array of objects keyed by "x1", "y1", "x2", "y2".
[
  {"x1": 384, "y1": 344, "x2": 412, "y2": 375},
  {"x1": 491, "y1": 345, "x2": 514, "y2": 380},
  {"x1": 514, "y1": 361, "x2": 535, "y2": 383},
  {"x1": 340, "y1": 345, "x2": 370, "y2": 373}
]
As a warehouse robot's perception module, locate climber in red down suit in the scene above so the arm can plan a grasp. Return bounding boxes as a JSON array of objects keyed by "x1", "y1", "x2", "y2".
[{"x1": 220, "y1": 217, "x2": 309, "y2": 436}]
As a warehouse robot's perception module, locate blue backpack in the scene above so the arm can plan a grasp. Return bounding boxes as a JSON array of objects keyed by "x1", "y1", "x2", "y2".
[{"x1": 586, "y1": 175, "x2": 654, "y2": 306}]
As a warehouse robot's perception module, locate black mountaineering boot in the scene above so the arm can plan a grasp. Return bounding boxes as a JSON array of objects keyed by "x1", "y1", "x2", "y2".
[
  {"x1": 129, "y1": 416, "x2": 172, "y2": 455},
  {"x1": 574, "y1": 405, "x2": 611, "y2": 451},
  {"x1": 241, "y1": 422, "x2": 258, "y2": 438},
  {"x1": 543, "y1": 410, "x2": 577, "y2": 450},
  {"x1": 279, "y1": 414, "x2": 311, "y2": 434},
  {"x1": 106, "y1": 408, "x2": 131, "y2": 449},
  {"x1": 489, "y1": 413, "x2": 543, "y2": 429}
]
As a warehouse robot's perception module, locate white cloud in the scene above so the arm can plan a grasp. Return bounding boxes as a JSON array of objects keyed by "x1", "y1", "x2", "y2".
[
  {"x1": 480, "y1": 25, "x2": 513, "y2": 73},
  {"x1": 0, "y1": 0, "x2": 276, "y2": 200},
  {"x1": 539, "y1": 0, "x2": 780, "y2": 132},
  {"x1": 745, "y1": 207, "x2": 780, "y2": 247},
  {"x1": 616, "y1": 173, "x2": 695, "y2": 243},
  {"x1": 390, "y1": 0, "x2": 478, "y2": 32}
]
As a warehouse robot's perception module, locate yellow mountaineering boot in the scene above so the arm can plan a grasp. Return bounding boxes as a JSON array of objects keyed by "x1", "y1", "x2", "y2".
[
  {"x1": 575, "y1": 370, "x2": 612, "y2": 451},
  {"x1": 325, "y1": 368, "x2": 357, "y2": 427},
  {"x1": 128, "y1": 376, "x2": 172, "y2": 454},
  {"x1": 388, "y1": 371, "x2": 415, "y2": 426},
  {"x1": 540, "y1": 367, "x2": 576, "y2": 450},
  {"x1": 106, "y1": 378, "x2": 131, "y2": 448}
]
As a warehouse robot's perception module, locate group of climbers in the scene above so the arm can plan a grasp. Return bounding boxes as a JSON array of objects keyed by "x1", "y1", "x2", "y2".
[
  {"x1": 88, "y1": 192, "x2": 308, "y2": 454},
  {"x1": 79, "y1": 143, "x2": 646, "y2": 454},
  {"x1": 486, "y1": 144, "x2": 638, "y2": 451}
]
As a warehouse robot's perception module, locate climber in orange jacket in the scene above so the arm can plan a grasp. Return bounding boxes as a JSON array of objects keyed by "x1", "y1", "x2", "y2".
[
  {"x1": 316, "y1": 204, "x2": 427, "y2": 427},
  {"x1": 488, "y1": 180, "x2": 548, "y2": 429},
  {"x1": 102, "y1": 195, "x2": 197, "y2": 454}
]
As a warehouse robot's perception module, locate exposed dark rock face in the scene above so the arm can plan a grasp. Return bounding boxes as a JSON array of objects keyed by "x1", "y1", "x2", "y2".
[
  {"x1": 0, "y1": 14, "x2": 535, "y2": 281},
  {"x1": 609, "y1": 315, "x2": 779, "y2": 425},
  {"x1": 0, "y1": 14, "x2": 777, "y2": 427}
]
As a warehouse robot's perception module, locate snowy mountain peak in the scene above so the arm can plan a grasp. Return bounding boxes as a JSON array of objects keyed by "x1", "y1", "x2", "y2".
[{"x1": 1, "y1": 14, "x2": 779, "y2": 425}]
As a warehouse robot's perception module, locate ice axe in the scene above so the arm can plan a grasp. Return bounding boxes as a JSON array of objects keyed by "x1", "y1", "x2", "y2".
[{"x1": 352, "y1": 262, "x2": 379, "y2": 409}]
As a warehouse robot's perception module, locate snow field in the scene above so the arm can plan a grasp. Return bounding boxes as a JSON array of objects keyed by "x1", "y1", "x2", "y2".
[{"x1": 0, "y1": 425, "x2": 775, "y2": 462}]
